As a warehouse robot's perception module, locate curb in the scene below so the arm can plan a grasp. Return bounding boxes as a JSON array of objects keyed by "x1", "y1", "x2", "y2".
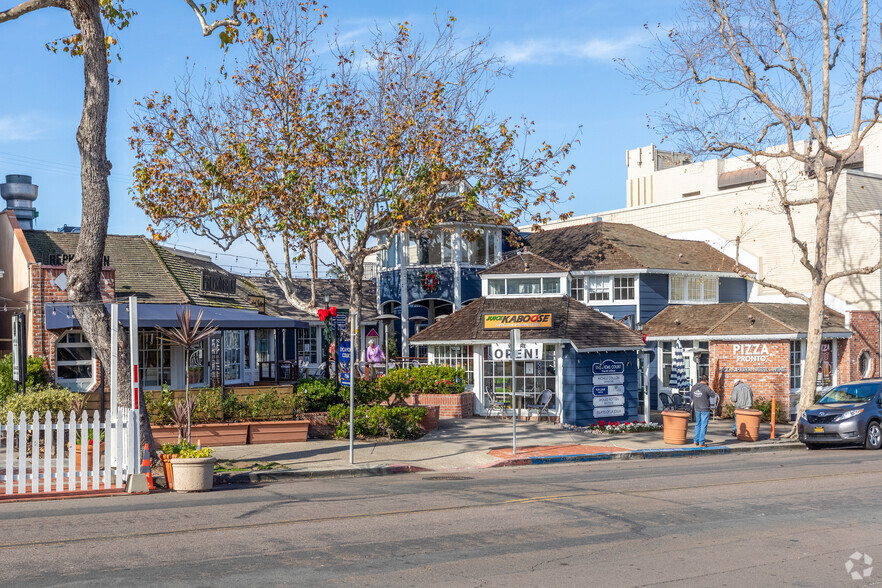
[
  {"x1": 487, "y1": 440, "x2": 804, "y2": 467},
  {"x1": 215, "y1": 464, "x2": 432, "y2": 484}
]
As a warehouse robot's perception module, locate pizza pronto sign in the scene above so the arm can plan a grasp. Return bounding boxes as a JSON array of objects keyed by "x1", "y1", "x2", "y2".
[{"x1": 483, "y1": 312, "x2": 553, "y2": 329}]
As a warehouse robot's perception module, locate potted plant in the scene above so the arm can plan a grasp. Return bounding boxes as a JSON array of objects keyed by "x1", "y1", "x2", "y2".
[
  {"x1": 155, "y1": 306, "x2": 218, "y2": 443},
  {"x1": 165, "y1": 441, "x2": 216, "y2": 492},
  {"x1": 70, "y1": 429, "x2": 105, "y2": 470}
]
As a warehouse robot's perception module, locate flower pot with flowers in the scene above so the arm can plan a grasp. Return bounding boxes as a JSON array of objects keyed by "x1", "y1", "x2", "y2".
[
  {"x1": 164, "y1": 441, "x2": 216, "y2": 492},
  {"x1": 69, "y1": 429, "x2": 106, "y2": 470}
]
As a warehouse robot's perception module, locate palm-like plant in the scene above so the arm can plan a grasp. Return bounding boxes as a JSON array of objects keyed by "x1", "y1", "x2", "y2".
[{"x1": 155, "y1": 307, "x2": 218, "y2": 443}]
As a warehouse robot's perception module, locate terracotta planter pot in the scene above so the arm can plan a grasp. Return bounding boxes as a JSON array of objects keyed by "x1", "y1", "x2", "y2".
[
  {"x1": 735, "y1": 408, "x2": 763, "y2": 441},
  {"x1": 170, "y1": 457, "x2": 216, "y2": 492},
  {"x1": 68, "y1": 442, "x2": 104, "y2": 470},
  {"x1": 246, "y1": 420, "x2": 309, "y2": 444},
  {"x1": 159, "y1": 453, "x2": 176, "y2": 489},
  {"x1": 662, "y1": 410, "x2": 691, "y2": 445}
]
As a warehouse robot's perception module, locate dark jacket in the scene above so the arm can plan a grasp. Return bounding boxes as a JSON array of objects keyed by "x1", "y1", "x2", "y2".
[{"x1": 690, "y1": 382, "x2": 716, "y2": 412}]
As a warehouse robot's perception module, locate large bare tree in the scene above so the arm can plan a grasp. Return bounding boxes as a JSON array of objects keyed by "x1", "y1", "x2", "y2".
[
  {"x1": 624, "y1": 0, "x2": 882, "y2": 429},
  {"x1": 0, "y1": 0, "x2": 247, "y2": 447},
  {"x1": 131, "y1": 4, "x2": 579, "y2": 365}
]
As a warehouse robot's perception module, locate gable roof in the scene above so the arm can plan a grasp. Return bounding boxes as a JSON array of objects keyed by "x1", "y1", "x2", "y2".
[
  {"x1": 643, "y1": 302, "x2": 850, "y2": 339},
  {"x1": 410, "y1": 296, "x2": 645, "y2": 351},
  {"x1": 152, "y1": 245, "x2": 261, "y2": 309},
  {"x1": 480, "y1": 251, "x2": 568, "y2": 275},
  {"x1": 251, "y1": 276, "x2": 378, "y2": 322},
  {"x1": 523, "y1": 221, "x2": 749, "y2": 274},
  {"x1": 23, "y1": 231, "x2": 187, "y2": 304}
]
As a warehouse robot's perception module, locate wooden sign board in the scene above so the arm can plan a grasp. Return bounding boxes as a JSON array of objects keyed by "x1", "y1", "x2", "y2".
[{"x1": 483, "y1": 313, "x2": 552, "y2": 330}]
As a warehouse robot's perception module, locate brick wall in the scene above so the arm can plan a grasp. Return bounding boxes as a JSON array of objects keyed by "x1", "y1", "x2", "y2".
[
  {"x1": 838, "y1": 311, "x2": 880, "y2": 382},
  {"x1": 404, "y1": 391, "x2": 475, "y2": 418},
  {"x1": 30, "y1": 264, "x2": 115, "y2": 401},
  {"x1": 710, "y1": 340, "x2": 792, "y2": 418}
]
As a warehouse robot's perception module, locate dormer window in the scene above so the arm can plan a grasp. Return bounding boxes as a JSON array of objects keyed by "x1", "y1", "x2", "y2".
[
  {"x1": 571, "y1": 275, "x2": 635, "y2": 304},
  {"x1": 669, "y1": 274, "x2": 718, "y2": 304},
  {"x1": 487, "y1": 277, "x2": 562, "y2": 296}
]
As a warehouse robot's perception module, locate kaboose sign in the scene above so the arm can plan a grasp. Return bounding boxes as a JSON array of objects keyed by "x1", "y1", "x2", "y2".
[{"x1": 483, "y1": 313, "x2": 552, "y2": 329}]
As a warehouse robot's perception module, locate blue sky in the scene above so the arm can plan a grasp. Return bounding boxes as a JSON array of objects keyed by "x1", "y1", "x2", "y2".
[{"x1": 0, "y1": 0, "x2": 673, "y2": 273}]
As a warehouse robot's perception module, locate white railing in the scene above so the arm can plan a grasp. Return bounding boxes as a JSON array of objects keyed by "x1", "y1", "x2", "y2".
[{"x1": 1, "y1": 409, "x2": 139, "y2": 495}]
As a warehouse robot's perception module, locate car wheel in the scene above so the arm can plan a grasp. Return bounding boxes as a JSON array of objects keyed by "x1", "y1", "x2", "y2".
[
  {"x1": 865, "y1": 421, "x2": 882, "y2": 450},
  {"x1": 805, "y1": 443, "x2": 821, "y2": 450}
]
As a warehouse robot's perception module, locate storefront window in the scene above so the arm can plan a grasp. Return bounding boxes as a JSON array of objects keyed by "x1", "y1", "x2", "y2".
[
  {"x1": 430, "y1": 345, "x2": 474, "y2": 385},
  {"x1": 55, "y1": 331, "x2": 94, "y2": 392},
  {"x1": 256, "y1": 329, "x2": 274, "y2": 378},
  {"x1": 670, "y1": 275, "x2": 718, "y2": 304},
  {"x1": 188, "y1": 340, "x2": 207, "y2": 386},
  {"x1": 790, "y1": 340, "x2": 802, "y2": 390},
  {"x1": 661, "y1": 342, "x2": 672, "y2": 387},
  {"x1": 298, "y1": 327, "x2": 319, "y2": 364},
  {"x1": 571, "y1": 277, "x2": 585, "y2": 302},
  {"x1": 817, "y1": 340, "x2": 833, "y2": 387},
  {"x1": 224, "y1": 330, "x2": 242, "y2": 381},
  {"x1": 482, "y1": 344, "x2": 556, "y2": 411},
  {"x1": 139, "y1": 330, "x2": 172, "y2": 389}
]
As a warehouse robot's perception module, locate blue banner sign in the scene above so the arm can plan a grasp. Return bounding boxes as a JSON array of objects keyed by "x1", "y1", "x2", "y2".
[
  {"x1": 339, "y1": 341, "x2": 351, "y2": 386},
  {"x1": 592, "y1": 359, "x2": 624, "y2": 375},
  {"x1": 593, "y1": 385, "x2": 625, "y2": 396}
]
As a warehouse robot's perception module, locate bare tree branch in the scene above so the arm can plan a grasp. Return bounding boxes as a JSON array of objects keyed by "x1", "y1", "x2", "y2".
[{"x1": 183, "y1": 0, "x2": 241, "y2": 36}]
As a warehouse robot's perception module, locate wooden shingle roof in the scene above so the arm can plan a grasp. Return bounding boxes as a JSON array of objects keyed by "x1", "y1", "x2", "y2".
[
  {"x1": 643, "y1": 302, "x2": 850, "y2": 338},
  {"x1": 524, "y1": 222, "x2": 750, "y2": 274},
  {"x1": 410, "y1": 296, "x2": 645, "y2": 351},
  {"x1": 480, "y1": 251, "x2": 569, "y2": 275},
  {"x1": 251, "y1": 277, "x2": 378, "y2": 322}
]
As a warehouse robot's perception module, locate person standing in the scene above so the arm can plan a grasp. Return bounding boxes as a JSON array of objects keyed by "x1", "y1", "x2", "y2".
[
  {"x1": 730, "y1": 378, "x2": 754, "y2": 436},
  {"x1": 690, "y1": 375, "x2": 717, "y2": 447}
]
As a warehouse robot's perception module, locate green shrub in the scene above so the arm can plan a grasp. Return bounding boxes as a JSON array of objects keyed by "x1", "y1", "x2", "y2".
[
  {"x1": 293, "y1": 378, "x2": 340, "y2": 413},
  {"x1": 146, "y1": 386, "x2": 175, "y2": 425},
  {"x1": 753, "y1": 398, "x2": 787, "y2": 423},
  {"x1": 0, "y1": 354, "x2": 49, "y2": 406},
  {"x1": 161, "y1": 440, "x2": 212, "y2": 457},
  {"x1": 240, "y1": 389, "x2": 294, "y2": 421},
  {"x1": 405, "y1": 365, "x2": 466, "y2": 395},
  {"x1": 1, "y1": 385, "x2": 77, "y2": 420},
  {"x1": 193, "y1": 387, "x2": 224, "y2": 423},
  {"x1": 327, "y1": 404, "x2": 428, "y2": 439}
]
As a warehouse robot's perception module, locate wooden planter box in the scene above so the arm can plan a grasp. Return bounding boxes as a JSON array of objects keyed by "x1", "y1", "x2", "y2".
[
  {"x1": 246, "y1": 420, "x2": 309, "y2": 444},
  {"x1": 151, "y1": 423, "x2": 250, "y2": 447},
  {"x1": 405, "y1": 391, "x2": 474, "y2": 418}
]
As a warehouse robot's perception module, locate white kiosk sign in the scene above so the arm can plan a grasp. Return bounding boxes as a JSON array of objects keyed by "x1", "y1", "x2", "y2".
[
  {"x1": 593, "y1": 396, "x2": 625, "y2": 407},
  {"x1": 593, "y1": 385, "x2": 625, "y2": 396},
  {"x1": 593, "y1": 373, "x2": 624, "y2": 386},
  {"x1": 593, "y1": 406, "x2": 626, "y2": 418}
]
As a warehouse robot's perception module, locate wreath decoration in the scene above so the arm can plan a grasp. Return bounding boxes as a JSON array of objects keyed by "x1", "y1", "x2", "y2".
[{"x1": 421, "y1": 271, "x2": 440, "y2": 293}]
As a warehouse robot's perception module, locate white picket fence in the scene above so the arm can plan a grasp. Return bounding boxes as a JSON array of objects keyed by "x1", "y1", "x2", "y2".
[{"x1": 1, "y1": 409, "x2": 139, "y2": 495}]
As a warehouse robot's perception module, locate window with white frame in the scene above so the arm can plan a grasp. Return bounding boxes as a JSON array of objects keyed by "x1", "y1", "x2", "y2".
[
  {"x1": 379, "y1": 234, "x2": 400, "y2": 268},
  {"x1": 461, "y1": 229, "x2": 499, "y2": 266},
  {"x1": 486, "y1": 277, "x2": 562, "y2": 296},
  {"x1": 139, "y1": 330, "x2": 172, "y2": 389},
  {"x1": 188, "y1": 340, "x2": 207, "y2": 386},
  {"x1": 224, "y1": 330, "x2": 243, "y2": 381},
  {"x1": 587, "y1": 276, "x2": 611, "y2": 301},
  {"x1": 55, "y1": 331, "x2": 94, "y2": 392},
  {"x1": 614, "y1": 276, "x2": 635, "y2": 301},
  {"x1": 298, "y1": 327, "x2": 320, "y2": 364},
  {"x1": 669, "y1": 275, "x2": 718, "y2": 303},
  {"x1": 790, "y1": 340, "x2": 802, "y2": 390},
  {"x1": 571, "y1": 277, "x2": 585, "y2": 302},
  {"x1": 430, "y1": 345, "x2": 475, "y2": 385}
]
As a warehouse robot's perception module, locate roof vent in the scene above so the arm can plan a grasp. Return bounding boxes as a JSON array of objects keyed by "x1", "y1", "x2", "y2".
[{"x1": 1, "y1": 174, "x2": 38, "y2": 230}]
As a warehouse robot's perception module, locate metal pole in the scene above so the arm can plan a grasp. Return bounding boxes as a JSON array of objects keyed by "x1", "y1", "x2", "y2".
[
  {"x1": 110, "y1": 303, "x2": 118, "y2": 419},
  {"x1": 510, "y1": 328, "x2": 520, "y2": 455},
  {"x1": 128, "y1": 296, "x2": 140, "y2": 470},
  {"x1": 349, "y1": 311, "x2": 358, "y2": 464}
]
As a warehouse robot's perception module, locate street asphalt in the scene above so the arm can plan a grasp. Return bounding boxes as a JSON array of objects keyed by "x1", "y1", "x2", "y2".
[{"x1": 2, "y1": 448, "x2": 881, "y2": 586}]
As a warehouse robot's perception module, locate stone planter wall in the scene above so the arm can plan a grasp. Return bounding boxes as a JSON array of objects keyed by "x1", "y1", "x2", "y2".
[{"x1": 405, "y1": 391, "x2": 474, "y2": 418}]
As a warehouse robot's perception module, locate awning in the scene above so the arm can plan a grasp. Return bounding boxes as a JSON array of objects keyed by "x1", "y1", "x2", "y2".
[{"x1": 45, "y1": 303, "x2": 309, "y2": 330}]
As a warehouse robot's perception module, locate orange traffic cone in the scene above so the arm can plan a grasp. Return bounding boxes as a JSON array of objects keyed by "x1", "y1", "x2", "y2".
[{"x1": 141, "y1": 443, "x2": 154, "y2": 491}]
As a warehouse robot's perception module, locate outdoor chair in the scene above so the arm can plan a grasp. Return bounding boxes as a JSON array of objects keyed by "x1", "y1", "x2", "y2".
[
  {"x1": 485, "y1": 386, "x2": 510, "y2": 419},
  {"x1": 659, "y1": 392, "x2": 676, "y2": 411},
  {"x1": 315, "y1": 362, "x2": 327, "y2": 378},
  {"x1": 671, "y1": 392, "x2": 690, "y2": 411},
  {"x1": 526, "y1": 389, "x2": 556, "y2": 422}
]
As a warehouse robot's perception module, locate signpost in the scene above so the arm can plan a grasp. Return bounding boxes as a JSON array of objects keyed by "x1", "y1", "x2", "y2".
[
  {"x1": 349, "y1": 312, "x2": 358, "y2": 465},
  {"x1": 11, "y1": 313, "x2": 25, "y2": 394},
  {"x1": 592, "y1": 359, "x2": 626, "y2": 420},
  {"x1": 510, "y1": 328, "x2": 520, "y2": 455}
]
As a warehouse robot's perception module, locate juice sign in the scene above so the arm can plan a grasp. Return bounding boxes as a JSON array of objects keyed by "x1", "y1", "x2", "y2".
[{"x1": 483, "y1": 313, "x2": 552, "y2": 329}]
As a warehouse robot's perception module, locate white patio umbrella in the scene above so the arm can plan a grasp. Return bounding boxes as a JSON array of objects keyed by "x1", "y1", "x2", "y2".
[{"x1": 669, "y1": 340, "x2": 689, "y2": 393}]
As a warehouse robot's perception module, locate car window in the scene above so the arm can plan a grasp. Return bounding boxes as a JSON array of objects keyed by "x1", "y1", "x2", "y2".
[{"x1": 818, "y1": 383, "x2": 880, "y2": 404}]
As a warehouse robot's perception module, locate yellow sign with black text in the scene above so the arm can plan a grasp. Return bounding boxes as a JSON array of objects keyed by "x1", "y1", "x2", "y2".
[{"x1": 483, "y1": 313, "x2": 553, "y2": 329}]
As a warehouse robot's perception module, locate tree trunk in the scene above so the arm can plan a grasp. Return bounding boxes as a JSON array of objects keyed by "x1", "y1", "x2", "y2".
[
  {"x1": 65, "y1": 0, "x2": 154, "y2": 453},
  {"x1": 349, "y1": 270, "x2": 364, "y2": 376}
]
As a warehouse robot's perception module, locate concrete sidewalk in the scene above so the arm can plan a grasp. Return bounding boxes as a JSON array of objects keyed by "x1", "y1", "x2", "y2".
[{"x1": 211, "y1": 415, "x2": 803, "y2": 483}]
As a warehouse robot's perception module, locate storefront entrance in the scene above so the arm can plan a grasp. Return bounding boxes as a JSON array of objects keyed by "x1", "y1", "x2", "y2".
[{"x1": 481, "y1": 343, "x2": 558, "y2": 418}]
